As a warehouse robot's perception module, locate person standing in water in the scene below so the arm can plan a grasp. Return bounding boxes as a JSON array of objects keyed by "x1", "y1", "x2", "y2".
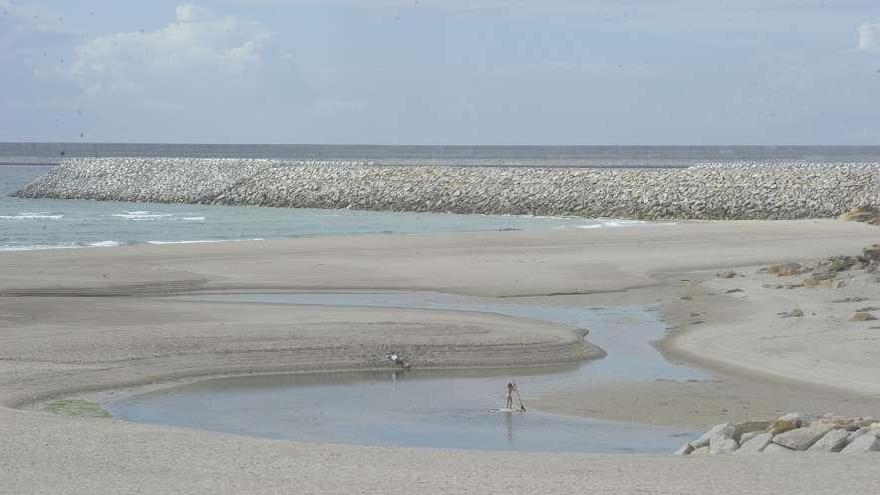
[{"x1": 506, "y1": 382, "x2": 515, "y2": 409}]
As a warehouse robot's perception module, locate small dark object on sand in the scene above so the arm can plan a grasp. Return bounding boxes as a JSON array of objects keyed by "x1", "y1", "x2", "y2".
[
  {"x1": 832, "y1": 297, "x2": 868, "y2": 303},
  {"x1": 386, "y1": 351, "x2": 411, "y2": 369},
  {"x1": 779, "y1": 309, "x2": 804, "y2": 318},
  {"x1": 850, "y1": 312, "x2": 878, "y2": 322}
]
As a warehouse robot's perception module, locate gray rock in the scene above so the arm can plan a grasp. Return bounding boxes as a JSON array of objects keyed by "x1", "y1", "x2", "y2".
[
  {"x1": 847, "y1": 428, "x2": 870, "y2": 443},
  {"x1": 673, "y1": 442, "x2": 694, "y2": 455},
  {"x1": 767, "y1": 413, "x2": 808, "y2": 435},
  {"x1": 807, "y1": 429, "x2": 851, "y2": 453},
  {"x1": 734, "y1": 421, "x2": 772, "y2": 441},
  {"x1": 772, "y1": 424, "x2": 833, "y2": 451},
  {"x1": 709, "y1": 437, "x2": 739, "y2": 455},
  {"x1": 816, "y1": 415, "x2": 875, "y2": 431},
  {"x1": 739, "y1": 431, "x2": 762, "y2": 445},
  {"x1": 690, "y1": 446, "x2": 710, "y2": 456},
  {"x1": 841, "y1": 433, "x2": 880, "y2": 453},
  {"x1": 736, "y1": 433, "x2": 772, "y2": 454},
  {"x1": 762, "y1": 443, "x2": 795, "y2": 454},
  {"x1": 691, "y1": 422, "x2": 736, "y2": 449}
]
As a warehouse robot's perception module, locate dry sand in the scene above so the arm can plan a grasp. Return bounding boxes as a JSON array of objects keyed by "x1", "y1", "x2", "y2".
[
  {"x1": 1, "y1": 219, "x2": 879, "y2": 494},
  {"x1": 538, "y1": 272, "x2": 880, "y2": 429},
  {"x1": 667, "y1": 269, "x2": 880, "y2": 396}
]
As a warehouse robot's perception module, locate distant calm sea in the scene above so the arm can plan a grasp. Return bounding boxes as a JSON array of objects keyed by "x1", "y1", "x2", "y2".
[
  {"x1": 2, "y1": 143, "x2": 876, "y2": 252},
  {"x1": 2, "y1": 142, "x2": 879, "y2": 167}
]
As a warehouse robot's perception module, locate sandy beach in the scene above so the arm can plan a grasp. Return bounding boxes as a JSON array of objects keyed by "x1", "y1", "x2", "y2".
[{"x1": 2, "y1": 219, "x2": 879, "y2": 493}]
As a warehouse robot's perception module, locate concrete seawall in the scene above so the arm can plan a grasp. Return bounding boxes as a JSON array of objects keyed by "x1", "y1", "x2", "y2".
[{"x1": 14, "y1": 157, "x2": 880, "y2": 219}]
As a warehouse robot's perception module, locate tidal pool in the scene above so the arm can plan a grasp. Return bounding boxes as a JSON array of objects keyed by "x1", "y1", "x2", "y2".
[
  {"x1": 106, "y1": 291, "x2": 705, "y2": 453},
  {"x1": 107, "y1": 369, "x2": 694, "y2": 453}
]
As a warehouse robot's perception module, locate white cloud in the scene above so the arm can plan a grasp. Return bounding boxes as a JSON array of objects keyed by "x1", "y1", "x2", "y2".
[
  {"x1": 859, "y1": 22, "x2": 880, "y2": 52},
  {"x1": 70, "y1": 4, "x2": 273, "y2": 95}
]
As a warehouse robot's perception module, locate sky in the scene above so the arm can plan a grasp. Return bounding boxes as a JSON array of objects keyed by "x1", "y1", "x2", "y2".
[{"x1": 1, "y1": 0, "x2": 879, "y2": 145}]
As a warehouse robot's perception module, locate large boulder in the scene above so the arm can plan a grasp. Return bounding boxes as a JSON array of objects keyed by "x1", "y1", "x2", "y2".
[
  {"x1": 846, "y1": 428, "x2": 869, "y2": 444},
  {"x1": 841, "y1": 432, "x2": 880, "y2": 453},
  {"x1": 691, "y1": 422, "x2": 736, "y2": 449},
  {"x1": 739, "y1": 431, "x2": 762, "y2": 445},
  {"x1": 673, "y1": 442, "x2": 694, "y2": 455},
  {"x1": 762, "y1": 443, "x2": 795, "y2": 454},
  {"x1": 772, "y1": 424, "x2": 833, "y2": 451},
  {"x1": 690, "y1": 446, "x2": 710, "y2": 456},
  {"x1": 735, "y1": 433, "x2": 772, "y2": 454},
  {"x1": 817, "y1": 415, "x2": 875, "y2": 431},
  {"x1": 709, "y1": 437, "x2": 739, "y2": 455},
  {"x1": 807, "y1": 429, "x2": 851, "y2": 453},
  {"x1": 734, "y1": 421, "x2": 771, "y2": 439},
  {"x1": 767, "y1": 413, "x2": 808, "y2": 435}
]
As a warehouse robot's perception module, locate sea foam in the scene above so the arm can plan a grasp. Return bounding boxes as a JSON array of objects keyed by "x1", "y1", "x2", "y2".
[
  {"x1": 112, "y1": 211, "x2": 173, "y2": 220},
  {"x1": 87, "y1": 241, "x2": 122, "y2": 247},
  {"x1": 0, "y1": 212, "x2": 63, "y2": 220}
]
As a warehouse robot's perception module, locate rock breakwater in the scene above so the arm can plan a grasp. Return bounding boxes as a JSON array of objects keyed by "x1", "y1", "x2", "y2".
[{"x1": 14, "y1": 158, "x2": 880, "y2": 219}]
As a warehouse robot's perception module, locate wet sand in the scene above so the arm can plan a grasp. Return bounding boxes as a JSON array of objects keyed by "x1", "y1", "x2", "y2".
[{"x1": 2, "y1": 219, "x2": 880, "y2": 493}]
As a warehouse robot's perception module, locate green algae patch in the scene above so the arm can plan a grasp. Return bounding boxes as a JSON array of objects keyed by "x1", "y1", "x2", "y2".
[{"x1": 45, "y1": 399, "x2": 112, "y2": 419}]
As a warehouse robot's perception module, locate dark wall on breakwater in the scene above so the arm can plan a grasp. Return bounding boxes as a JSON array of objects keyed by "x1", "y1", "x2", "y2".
[{"x1": 14, "y1": 158, "x2": 880, "y2": 220}]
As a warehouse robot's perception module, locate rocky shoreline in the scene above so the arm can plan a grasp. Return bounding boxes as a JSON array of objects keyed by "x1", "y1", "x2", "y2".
[
  {"x1": 14, "y1": 157, "x2": 880, "y2": 219},
  {"x1": 677, "y1": 413, "x2": 880, "y2": 455}
]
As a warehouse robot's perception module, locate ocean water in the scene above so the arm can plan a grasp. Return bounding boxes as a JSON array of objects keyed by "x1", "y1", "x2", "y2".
[
  {"x1": 0, "y1": 164, "x2": 650, "y2": 252},
  {"x1": 2, "y1": 142, "x2": 878, "y2": 166}
]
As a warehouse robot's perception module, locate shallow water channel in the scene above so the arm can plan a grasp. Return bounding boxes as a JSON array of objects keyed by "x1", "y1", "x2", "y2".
[{"x1": 106, "y1": 291, "x2": 707, "y2": 453}]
